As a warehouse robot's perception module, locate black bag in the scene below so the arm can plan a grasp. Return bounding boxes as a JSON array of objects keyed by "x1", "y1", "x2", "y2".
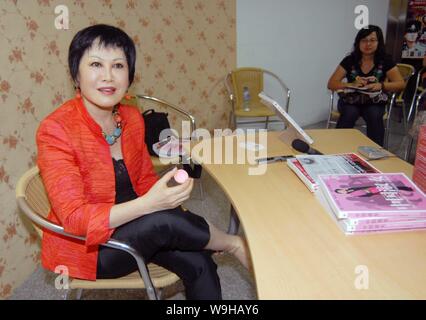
[
  {"x1": 183, "y1": 163, "x2": 203, "y2": 179},
  {"x1": 142, "y1": 109, "x2": 171, "y2": 156}
]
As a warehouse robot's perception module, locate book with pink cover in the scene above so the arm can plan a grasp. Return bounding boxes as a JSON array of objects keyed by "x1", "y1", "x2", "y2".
[
  {"x1": 315, "y1": 188, "x2": 426, "y2": 235},
  {"x1": 287, "y1": 153, "x2": 379, "y2": 193},
  {"x1": 318, "y1": 173, "x2": 426, "y2": 219}
]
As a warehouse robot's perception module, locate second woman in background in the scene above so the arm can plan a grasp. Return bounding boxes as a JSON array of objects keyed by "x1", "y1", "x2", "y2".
[{"x1": 328, "y1": 25, "x2": 405, "y2": 146}]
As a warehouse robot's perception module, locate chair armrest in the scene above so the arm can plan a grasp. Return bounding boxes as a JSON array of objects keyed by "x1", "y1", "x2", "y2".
[
  {"x1": 16, "y1": 196, "x2": 158, "y2": 299},
  {"x1": 135, "y1": 94, "x2": 196, "y2": 135},
  {"x1": 417, "y1": 88, "x2": 426, "y2": 100},
  {"x1": 415, "y1": 69, "x2": 426, "y2": 96},
  {"x1": 101, "y1": 238, "x2": 157, "y2": 299},
  {"x1": 262, "y1": 69, "x2": 291, "y2": 113},
  {"x1": 412, "y1": 89, "x2": 426, "y2": 121},
  {"x1": 17, "y1": 197, "x2": 143, "y2": 260},
  {"x1": 385, "y1": 92, "x2": 397, "y2": 123},
  {"x1": 329, "y1": 90, "x2": 336, "y2": 113}
]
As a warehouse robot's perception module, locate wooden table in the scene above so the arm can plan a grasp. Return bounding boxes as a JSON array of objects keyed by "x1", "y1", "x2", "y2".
[{"x1": 191, "y1": 129, "x2": 426, "y2": 299}]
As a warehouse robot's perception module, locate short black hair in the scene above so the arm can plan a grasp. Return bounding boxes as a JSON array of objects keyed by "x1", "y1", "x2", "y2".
[
  {"x1": 68, "y1": 24, "x2": 136, "y2": 86},
  {"x1": 351, "y1": 25, "x2": 386, "y2": 64}
]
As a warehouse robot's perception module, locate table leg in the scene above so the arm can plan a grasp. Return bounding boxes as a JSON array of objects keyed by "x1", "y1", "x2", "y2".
[{"x1": 227, "y1": 205, "x2": 240, "y2": 235}]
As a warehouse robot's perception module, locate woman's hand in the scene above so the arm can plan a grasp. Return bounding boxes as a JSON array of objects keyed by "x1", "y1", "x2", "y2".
[
  {"x1": 354, "y1": 76, "x2": 368, "y2": 87},
  {"x1": 109, "y1": 167, "x2": 194, "y2": 228},
  {"x1": 141, "y1": 167, "x2": 194, "y2": 212},
  {"x1": 364, "y1": 82, "x2": 383, "y2": 92}
]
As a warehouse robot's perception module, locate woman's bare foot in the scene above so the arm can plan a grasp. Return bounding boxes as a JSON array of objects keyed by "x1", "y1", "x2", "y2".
[
  {"x1": 204, "y1": 221, "x2": 250, "y2": 268},
  {"x1": 227, "y1": 236, "x2": 250, "y2": 269}
]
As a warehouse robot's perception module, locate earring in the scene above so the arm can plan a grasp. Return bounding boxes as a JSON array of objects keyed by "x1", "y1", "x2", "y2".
[
  {"x1": 124, "y1": 93, "x2": 133, "y2": 100},
  {"x1": 75, "y1": 87, "x2": 81, "y2": 99}
]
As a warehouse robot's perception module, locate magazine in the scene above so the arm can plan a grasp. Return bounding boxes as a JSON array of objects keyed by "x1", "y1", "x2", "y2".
[
  {"x1": 287, "y1": 153, "x2": 379, "y2": 192},
  {"x1": 318, "y1": 173, "x2": 426, "y2": 220},
  {"x1": 287, "y1": 158, "x2": 318, "y2": 192},
  {"x1": 343, "y1": 84, "x2": 382, "y2": 98}
]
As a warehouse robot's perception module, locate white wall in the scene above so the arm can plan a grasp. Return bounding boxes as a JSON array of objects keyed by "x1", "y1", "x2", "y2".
[{"x1": 237, "y1": 0, "x2": 390, "y2": 127}]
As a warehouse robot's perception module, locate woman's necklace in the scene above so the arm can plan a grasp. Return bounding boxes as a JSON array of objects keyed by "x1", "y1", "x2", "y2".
[{"x1": 103, "y1": 105, "x2": 122, "y2": 145}]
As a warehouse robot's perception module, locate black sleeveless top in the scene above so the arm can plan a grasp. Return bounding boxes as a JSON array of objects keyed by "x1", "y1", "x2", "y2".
[{"x1": 112, "y1": 158, "x2": 138, "y2": 204}]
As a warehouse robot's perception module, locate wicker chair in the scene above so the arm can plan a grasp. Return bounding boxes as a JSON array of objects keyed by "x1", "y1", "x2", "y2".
[
  {"x1": 15, "y1": 166, "x2": 180, "y2": 300},
  {"x1": 326, "y1": 90, "x2": 396, "y2": 149},
  {"x1": 407, "y1": 66, "x2": 426, "y2": 123},
  {"x1": 225, "y1": 67, "x2": 290, "y2": 130},
  {"x1": 394, "y1": 63, "x2": 416, "y2": 131}
]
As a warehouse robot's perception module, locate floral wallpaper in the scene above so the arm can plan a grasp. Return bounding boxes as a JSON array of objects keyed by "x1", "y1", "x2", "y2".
[{"x1": 0, "y1": 0, "x2": 235, "y2": 299}]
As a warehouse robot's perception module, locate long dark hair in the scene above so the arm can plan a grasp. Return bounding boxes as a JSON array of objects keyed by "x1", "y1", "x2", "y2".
[{"x1": 350, "y1": 25, "x2": 386, "y2": 65}]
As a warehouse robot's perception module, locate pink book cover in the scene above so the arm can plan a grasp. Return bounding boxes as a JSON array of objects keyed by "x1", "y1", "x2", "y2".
[
  {"x1": 413, "y1": 125, "x2": 426, "y2": 193},
  {"x1": 318, "y1": 173, "x2": 426, "y2": 219}
]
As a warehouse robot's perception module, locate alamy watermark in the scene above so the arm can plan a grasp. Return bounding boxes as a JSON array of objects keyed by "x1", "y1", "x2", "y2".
[
  {"x1": 354, "y1": 265, "x2": 369, "y2": 290},
  {"x1": 354, "y1": 5, "x2": 369, "y2": 30},
  {"x1": 157, "y1": 122, "x2": 269, "y2": 176},
  {"x1": 54, "y1": 5, "x2": 69, "y2": 30},
  {"x1": 54, "y1": 265, "x2": 69, "y2": 290}
]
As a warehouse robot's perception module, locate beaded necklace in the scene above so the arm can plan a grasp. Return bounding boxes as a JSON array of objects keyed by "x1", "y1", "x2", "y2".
[{"x1": 103, "y1": 105, "x2": 122, "y2": 145}]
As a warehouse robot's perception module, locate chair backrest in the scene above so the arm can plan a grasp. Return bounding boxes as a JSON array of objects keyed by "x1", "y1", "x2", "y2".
[
  {"x1": 15, "y1": 166, "x2": 51, "y2": 238},
  {"x1": 122, "y1": 94, "x2": 196, "y2": 140},
  {"x1": 395, "y1": 63, "x2": 416, "y2": 103},
  {"x1": 396, "y1": 63, "x2": 415, "y2": 81},
  {"x1": 230, "y1": 68, "x2": 264, "y2": 110}
]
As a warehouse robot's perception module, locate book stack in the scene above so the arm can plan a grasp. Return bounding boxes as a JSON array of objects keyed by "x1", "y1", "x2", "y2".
[
  {"x1": 287, "y1": 153, "x2": 379, "y2": 193},
  {"x1": 413, "y1": 125, "x2": 426, "y2": 193},
  {"x1": 317, "y1": 173, "x2": 426, "y2": 235}
]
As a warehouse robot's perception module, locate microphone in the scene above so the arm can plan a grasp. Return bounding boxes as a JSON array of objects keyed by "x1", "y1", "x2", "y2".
[{"x1": 291, "y1": 139, "x2": 323, "y2": 155}]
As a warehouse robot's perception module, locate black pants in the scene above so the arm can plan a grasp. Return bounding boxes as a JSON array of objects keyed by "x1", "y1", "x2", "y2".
[
  {"x1": 336, "y1": 102, "x2": 386, "y2": 146},
  {"x1": 96, "y1": 207, "x2": 222, "y2": 300}
]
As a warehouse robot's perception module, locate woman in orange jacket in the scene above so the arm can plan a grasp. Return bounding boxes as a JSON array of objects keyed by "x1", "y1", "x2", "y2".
[{"x1": 36, "y1": 24, "x2": 248, "y2": 300}]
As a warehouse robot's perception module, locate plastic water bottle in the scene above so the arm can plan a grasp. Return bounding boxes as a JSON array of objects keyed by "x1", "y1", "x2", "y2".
[{"x1": 242, "y1": 86, "x2": 251, "y2": 112}]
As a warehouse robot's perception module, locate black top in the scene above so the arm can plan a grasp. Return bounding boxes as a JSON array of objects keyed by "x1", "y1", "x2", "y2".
[
  {"x1": 340, "y1": 54, "x2": 396, "y2": 83},
  {"x1": 112, "y1": 158, "x2": 138, "y2": 204}
]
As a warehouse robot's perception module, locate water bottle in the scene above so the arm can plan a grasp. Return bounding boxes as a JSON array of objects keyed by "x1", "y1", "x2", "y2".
[{"x1": 242, "y1": 86, "x2": 251, "y2": 112}]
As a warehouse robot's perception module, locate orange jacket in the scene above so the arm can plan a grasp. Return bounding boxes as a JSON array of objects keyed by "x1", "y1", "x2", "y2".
[{"x1": 36, "y1": 97, "x2": 158, "y2": 280}]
